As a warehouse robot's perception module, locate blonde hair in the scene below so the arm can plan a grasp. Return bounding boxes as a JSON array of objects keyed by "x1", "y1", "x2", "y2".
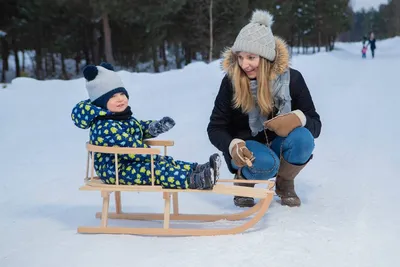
[{"x1": 230, "y1": 56, "x2": 274, "y2": 116}]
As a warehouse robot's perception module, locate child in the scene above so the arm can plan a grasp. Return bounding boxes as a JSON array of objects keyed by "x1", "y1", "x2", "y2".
[
  {"x1": 71, "y1": 62, "x2": 221, "y2": 190},
  {"x1": 361, "y1": 45, "x2": 367, "y2": 58}
]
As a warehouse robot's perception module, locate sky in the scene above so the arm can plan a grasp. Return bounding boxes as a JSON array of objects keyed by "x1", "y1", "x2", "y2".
[{"x1": 351, "y1": 0, "x2": 389, "y2": 11}]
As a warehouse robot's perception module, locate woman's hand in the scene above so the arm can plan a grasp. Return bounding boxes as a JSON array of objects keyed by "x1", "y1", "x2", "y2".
[
  {"x1": 264, "y1": 112, "x2": 303, "y2": 137},
  {"x1": 230, "y1": 140, "x2": 255, "y2": 167}
]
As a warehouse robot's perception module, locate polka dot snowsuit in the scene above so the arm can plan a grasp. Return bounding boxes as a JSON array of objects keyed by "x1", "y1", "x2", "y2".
[{"x1": 71, "y1": 100, "x2": 195, "y2": 188}]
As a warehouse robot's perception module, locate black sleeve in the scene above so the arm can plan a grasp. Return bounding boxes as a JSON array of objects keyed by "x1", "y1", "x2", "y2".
[
  {"x1": 290, "y1": 69, "x2": 322, "y2": 138},
  {"x1": 207, "y1": 75, "x2": 234, "y2": 155}
]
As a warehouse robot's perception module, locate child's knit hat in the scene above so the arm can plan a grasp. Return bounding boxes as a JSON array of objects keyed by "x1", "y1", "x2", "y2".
[{"x1": 82, "y1": 62, "x2": 129, "y2": 109}]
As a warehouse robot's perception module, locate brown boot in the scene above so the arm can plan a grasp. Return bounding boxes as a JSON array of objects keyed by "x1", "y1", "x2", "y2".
[
  {"x1": 233, "y1": 169, "x2": 255, "y2": 208},
  {"x1": 275, "y1": 157, "x2": 307, "y2": 207}
]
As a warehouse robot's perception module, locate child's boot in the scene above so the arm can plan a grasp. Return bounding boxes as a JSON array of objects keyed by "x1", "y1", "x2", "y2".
[
  {"x1": 187, "y1": 167, "x2": 216, "y2": 190},
  {"x1": 194, "y1": 153, "x2": 221, "y2": 180}
]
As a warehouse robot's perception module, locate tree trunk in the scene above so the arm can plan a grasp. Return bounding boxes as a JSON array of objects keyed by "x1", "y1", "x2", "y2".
[
  {"x1": 51, "y1": 53, "x2": 56, "y2": 75},
  {"x1": 184, "y1": 45, "x2": 191, "y2": 65},
  {"x1": 22, "y1": 50, "x2": 25, "y2": 72},
  {"x1": 102, "y1": 12, "x2": 115, "y2": 64},
  {"x1": 61, "y1": 53, "x2": 67, "y2": 79},
  {"x1": 151, "y1": 44, "x2": 160, "y2": 73},
  {"x1": 75, "y1": 60, "x2": 80, "y2": 75},
  {"x1": 44, "y1": 50, "x2": 49, "y2": 78},
  {"x1": 290, "y1": 34, "x2": 294, "y2": 56},
  {"x1": 83, "y1": 28, "x2": 91, "y2": 64},
  {"x1": 35, "y1": 47, "x2": 43, "y2": 80},
  {"x1": 13, "y1": 47, "x2": 20, "y2": 77},
  {"x1": 174, "y1": 43, "x2": 182, "y2": 69},
  {"x1": 1, "y1": 37, "x2": 9, "y2": 72},
  {"x1": 209, "y1": 0, "x2": 213, "y2": 63},
  {"x1": 1, "y1": 38, "x2": 7, "y2": 82},
  {"x1": 92, "y1": 26, "x2": 100, "y2": 64},
  {"x1": 75, "y1": 53, "x2": 81, "y2": 75},
  {"x1": 297, "y1": 35, "x2": 300, "y2": 54},
  {"x1": 1, "y1": 67, "x2": 5, "y2": 83},
  {"x1": 84, "y1": 48, "x2": 90, "y2": 65},
  {"x1": 161, "y1": 41, "x2": 168, "y2": 68},
  {"x1": 330, "y1": 35, "x2": 335, "y2": 51},
  {"x1": 318, "y1": 31, "x2": 321, "y2": 52},
  {"x1": 11, "y1": 35, "x2": 20, "y2": 77},
  {"x1": 327, "y1": 35, "x2": 332, "y2": 51}
]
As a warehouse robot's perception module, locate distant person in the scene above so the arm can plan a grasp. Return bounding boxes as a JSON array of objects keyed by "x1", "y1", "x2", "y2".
[
  {"x1": 361, "y1": 35, "x2": 368, "y2": 58},
  {"x1": 71, "y1": 62, "x2": 221, "y2": 190},
  {"x1": 207, "y1": 10, "x2": 322, "y2": 207},
  {"x1": 362, "y1": 35, "x2": 368, "y2": 46},
  {"x1": 361, "y1": 45, "x2": 367, "y2": 58},
  {"x1": 369, "y1": 32, "x2": 376, "y2": 58}
]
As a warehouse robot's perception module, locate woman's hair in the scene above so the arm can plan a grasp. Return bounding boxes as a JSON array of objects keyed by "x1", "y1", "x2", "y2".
[{"x1": 231, "y1": 55, "x2": 274, "y2": 116}]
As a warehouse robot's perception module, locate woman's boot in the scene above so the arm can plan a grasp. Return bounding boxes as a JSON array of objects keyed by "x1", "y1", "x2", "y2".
[
  {"x1": 233, "y1": 169, "x2": 255, "y2": 207},
  {"x1": 275, "y1": 157, "x2": 307, "y2": 207}
]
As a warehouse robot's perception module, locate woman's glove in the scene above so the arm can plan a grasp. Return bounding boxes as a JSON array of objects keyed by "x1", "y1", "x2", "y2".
[
  {"x1": 264, "y1": 110, "x2": 306, "y2": 137},
  {"x1": 229, "y1": 139, "x2": 255, "y2": 167}
]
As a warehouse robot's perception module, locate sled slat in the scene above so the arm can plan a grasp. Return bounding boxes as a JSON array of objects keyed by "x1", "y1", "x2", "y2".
[
  {"x1": 95, "y1": 200, "x2": 264, "y2": 222},
  {"x1": 80, "y1": 183, "x2": 271, "y2": 199},
  {"x1": 144, "y1": 140, "x2": 174, "y2": 147},
  {"x1": 115, "y1": 192, "x2": 122, "y2": 214},
  {"x1": 101, "y1": 192, "x2": 110, "y2": 227},
  {"x1": 86, "y1": 143, "x2": 160, "y2": 155},
  {"x1": 163, "y1": 193, "x2": 171, "y2": 229},
  {"x1": 172, "y1": 193, "x2": 179, "y2": 214}
]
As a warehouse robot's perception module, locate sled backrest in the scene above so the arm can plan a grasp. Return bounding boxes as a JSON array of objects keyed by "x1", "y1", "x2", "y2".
[{"x1": 85, "y1": 140, "x2": 174, "y2": 186}]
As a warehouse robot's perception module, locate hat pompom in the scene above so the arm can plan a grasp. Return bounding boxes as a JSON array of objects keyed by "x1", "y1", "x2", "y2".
[
  {"x1": 250, "y1": 9, "x2": 274, "y2": 27},
  {"x1": 83, "y1": 65, "x2": 98, "y2": 81},
  {"x1": 100, "y1": 62, "x2": 115, "y2": 71}
]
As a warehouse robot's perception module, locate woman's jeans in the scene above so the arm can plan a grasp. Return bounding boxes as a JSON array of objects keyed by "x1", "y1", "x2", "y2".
[{"x1": 231, "y1": 127, "x2": 315, "y2": 180}]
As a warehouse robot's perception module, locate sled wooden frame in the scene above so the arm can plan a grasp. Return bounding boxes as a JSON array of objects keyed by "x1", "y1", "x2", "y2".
[{"x1": 78, "y1": 140, "x2": 275, "y2": 236}]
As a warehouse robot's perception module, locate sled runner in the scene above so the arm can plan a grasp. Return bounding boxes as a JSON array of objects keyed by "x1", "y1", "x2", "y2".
[{"x1": 78, "y1": 140, "x2": 275, "y2": 236}]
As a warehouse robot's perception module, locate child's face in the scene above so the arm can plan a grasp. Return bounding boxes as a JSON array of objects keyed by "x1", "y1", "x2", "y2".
[{"x1": 107, "y1": 92, "x2": 128, "y2": 112}]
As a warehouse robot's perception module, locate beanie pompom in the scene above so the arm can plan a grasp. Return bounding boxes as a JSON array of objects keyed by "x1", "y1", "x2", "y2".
[
  {"x1": 83, "y1": 65, "x2": 98, "y2": 81},
  {"x1": 250, "y1": 9, "x2": 274, "y2": 27},
  {"x1": 100, "y1": 62, "x2": 115, "y2": 71}
]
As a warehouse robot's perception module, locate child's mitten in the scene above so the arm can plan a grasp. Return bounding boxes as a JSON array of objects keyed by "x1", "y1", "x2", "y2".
[{"x1": 149, "y1": 116, "x2": 175, "y2": 136}]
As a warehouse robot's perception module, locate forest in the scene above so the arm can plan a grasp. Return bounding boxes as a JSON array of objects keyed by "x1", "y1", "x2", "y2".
[{"x1": 1, "y1": 0, "x2": 399, "y2": 82}]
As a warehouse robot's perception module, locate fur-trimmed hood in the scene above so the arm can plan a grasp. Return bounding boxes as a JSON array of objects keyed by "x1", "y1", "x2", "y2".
[{"x1": 221, "y1": 36, "x2": 290, "y2": 80}]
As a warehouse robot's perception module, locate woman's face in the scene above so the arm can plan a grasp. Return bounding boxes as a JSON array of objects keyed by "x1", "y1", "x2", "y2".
[
  {"x1": 107, "y1": 92, "x2": 128, "y2": 112},
  {"x1": 237, "y1": 52, "x2": 260, "y2": 78}
]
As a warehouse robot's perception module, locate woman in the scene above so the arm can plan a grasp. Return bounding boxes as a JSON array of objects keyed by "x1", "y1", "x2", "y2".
[
  {"x1": 369, "y1": 32, "x2": 376, "y2": 58},
  {"x1": 207, "y1": 10, "x2": 321, "y2": 207}
]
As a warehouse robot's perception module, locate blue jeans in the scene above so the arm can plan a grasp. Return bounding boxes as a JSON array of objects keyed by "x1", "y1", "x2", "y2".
[{"x1": 232, "y1": 127, "x2": 315, "y2": 180}]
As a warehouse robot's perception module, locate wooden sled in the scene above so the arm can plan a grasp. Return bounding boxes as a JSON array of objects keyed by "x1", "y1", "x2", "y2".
[{"x1": 78, "y1": 140, "x2": 275, "y2": 236}]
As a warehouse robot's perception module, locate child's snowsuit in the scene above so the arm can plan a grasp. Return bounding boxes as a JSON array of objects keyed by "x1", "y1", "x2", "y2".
[
  {"x1": 71, "y1": 100, "x2": 195, "y2": 189},
  {"x1": 362, "y1": 46, "x2": 367, "y2": 58}
]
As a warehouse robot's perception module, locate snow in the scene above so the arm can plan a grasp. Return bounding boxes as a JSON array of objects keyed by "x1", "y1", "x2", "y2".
[{"x1": 1, "y1": 37, "x2": 400, "y2": 267}]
